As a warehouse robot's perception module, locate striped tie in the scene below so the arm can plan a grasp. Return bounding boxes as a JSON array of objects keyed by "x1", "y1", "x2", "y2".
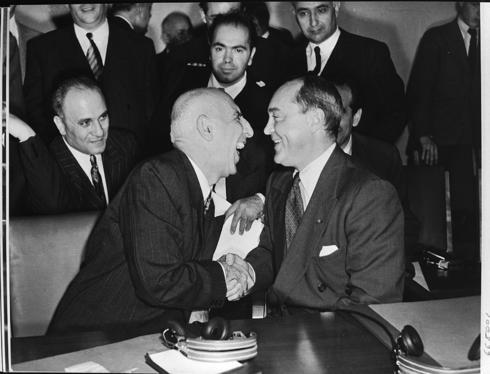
[
  {"x1": 90, "y1": 154, "x2": 106, "y2": 205},
  {"x1": 86, "y1": 32, "x2": 103, "y2": 80}
]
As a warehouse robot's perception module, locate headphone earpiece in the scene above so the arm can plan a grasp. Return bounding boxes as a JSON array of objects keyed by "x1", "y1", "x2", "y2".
[
  {"x1": 201, "y1": 317, "x2": 231, "y2": 340},
  {"x1": 397, "y1": 325, "x2": 424, "y2": 357}
]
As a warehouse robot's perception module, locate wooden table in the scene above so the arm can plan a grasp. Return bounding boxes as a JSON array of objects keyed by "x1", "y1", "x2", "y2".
[{"x1": 11, "y1": 312, "x2": 394, "y2": 373}]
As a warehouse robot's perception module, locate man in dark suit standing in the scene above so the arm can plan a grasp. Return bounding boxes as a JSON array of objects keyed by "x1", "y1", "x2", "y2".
[
  {"x1": 9, "y1": 77, "x2": 138, "y2": 215},
  {"x1": 226, "y1": 76, "x2": 405, "y2": 311},
  {"x1": 110, "y1": 3, "x2": 153, "y2": 34},
  {"x1": 406, "y1": 2, "x2": 480, "y2": 256},
  {"x1": 289, "y1": 2, "x2": 406, "y2": 144},
  {"x1": 23, "y1": 4, "x2": 158, "y2": 148},
  {"x1": 48, "y1": 88, "x2": 254, "y2": 334},
  {"x1": 333, "y1": 77, "x2": 419, "y2": 264}
]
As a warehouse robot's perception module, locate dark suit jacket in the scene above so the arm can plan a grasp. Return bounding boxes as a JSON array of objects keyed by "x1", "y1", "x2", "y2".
[
  {"x1": 290, "y1": 29, "x2": 406, "y2": 143},
  {"x1": 18, "y1": 129, "x2": 138, "y2": 214},
  {"x1": 350, "y1": 133, "x2": 419, "y2": 260},
  {"x1": 247, "y1": 146, "x2": 405, "y2": 310},
  {"x1": 48, "y1": 150, "x2": 227, "y2": 334},
  {"x1": 13, "y1": 18, "x2": 42, "y2": 82},
  {"x1": 110, "y1": 15, "x2": 133, "y2": 31},
  {"x1": 23, "y1": 20, "x2": 158, "y2": 146},
  {"x1": 406, "y1": 19, "x2": 479, "y2": 147}
]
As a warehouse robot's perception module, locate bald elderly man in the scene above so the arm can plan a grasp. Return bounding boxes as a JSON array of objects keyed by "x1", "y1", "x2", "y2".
[{"x1": 48, "y1": 88, "x2": 254, "y2": 334}]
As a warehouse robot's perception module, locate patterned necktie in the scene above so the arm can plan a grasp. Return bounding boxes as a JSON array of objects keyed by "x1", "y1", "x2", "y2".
[
  {"x1": 284, "y1": 173, "x2": 304, "y2": 252},
  {"x1": 468, "y1": 28, "x2": 479, "y2": 75},
  {"x1": 311, "y1": 46, "x2": 322, "y2": 75},
  {"x1": 86, "y1": 32, "x2": 103, "y2": 80},
  {"x1": 90, "y1": 155, "x2": 106, "y2": 205}
]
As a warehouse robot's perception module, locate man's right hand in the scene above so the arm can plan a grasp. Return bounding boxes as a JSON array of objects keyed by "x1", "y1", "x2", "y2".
[
  {"x1": 8, "y1": 113, "x2": 36, "y2": 142},
  {"x1": 419, "y1": 136, "x2": 438, "y2": 166},
  {"x1": 219, "y1": 254, "x2": 255, "y2": 301}
]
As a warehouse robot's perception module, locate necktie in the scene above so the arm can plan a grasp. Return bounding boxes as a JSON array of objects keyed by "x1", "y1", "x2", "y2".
[
  {"x1": 311, "y1": 46, "x2": 322, "y2": 75},
  {"x1": 204, "y1": 185, "x2": 215, "y2": 218},
  {"x1": 90, "y1": 155, "x2": 106, "y2": 205},
  {"x1": 468, "y1": 28, "x2": 479, "y2": 75},
  {"x1": 86, "y1": 32, "x2": 103, "y2": 80},
  {"x1": 284, "y1": 173, "x2": 304, "y2": 252}
]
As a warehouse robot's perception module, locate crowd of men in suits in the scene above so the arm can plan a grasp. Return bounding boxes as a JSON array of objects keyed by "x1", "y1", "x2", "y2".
[{"x1": 6, "y1": 2, "x2": 480, "y2": 334}]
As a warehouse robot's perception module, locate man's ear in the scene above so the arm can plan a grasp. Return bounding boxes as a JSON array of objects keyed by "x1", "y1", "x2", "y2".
[
  {"x1": 247, "y1": 46, "x2": 256, "y2": 66},
  {"x1": 196, "y1": 114, "x2": 214, "y2": 141},
  {"x1": 308, "y1": 108, "x2": 325, "y2": 133},
  {"x1": 53, "y1": 116, "x2": 66, "y2": 136},
  {"x1": 352, "y1": 108, "x2": 362, "y2": 128}
]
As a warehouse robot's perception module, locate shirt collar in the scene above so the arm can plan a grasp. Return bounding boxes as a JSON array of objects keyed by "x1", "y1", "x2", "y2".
[
  {"x1": 296, "y1": 142, "x2": 336, "y2": 205},
  {"x1": 340, "y1": 135, "x2": 353, "y2": 156},
  {"x1": 262, "y1": 30, "x2": 270, "y2": 39},
  {"x1": 73, "y1": 18, "x2": 109, "y2": 63},
  {"x1": 9, "y1": 15, "x2": 19, "y2": 42},
  {"x1": 186, "y1": 155, "x2": 212, "y2": 202},
  {"x1": 114, "y1": 14, "x2": 134, "y2": 29},
  {"x1": 307, "y1": 27, "x2": 340, "y2": 58},
  {"x1": 74, "y1": 17, "x2": 109, "y2": 39},
  {"x1": 208, "y1": 72, "x2": 247, "y2": 99},
  {"x1": 457, "y1": 17, "x2": 471, "y2": 34}
]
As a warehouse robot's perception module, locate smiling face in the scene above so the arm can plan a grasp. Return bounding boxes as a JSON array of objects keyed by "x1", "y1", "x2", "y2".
[
  {"x1": 210, "y1": 23, "x2": 255, "y2": 87},
  {"x1": 264, "y1": 81, "x2": 315, "y2": 170},
  {"x1": 293, "y1": 1, "x2": 339, "y2": 44},
  {"x1": 69, "y1": 4, "x2": 107, "y2": 30},
  {"x1": 54, "y1": 87, "x2": 109, "y2": 155},
  {"x1": 209, "y1": 94, "x2": 254, "y2": 178}
]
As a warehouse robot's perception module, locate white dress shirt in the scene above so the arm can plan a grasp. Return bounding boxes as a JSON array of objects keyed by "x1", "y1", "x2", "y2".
[
  {"x1": 306, "y1": 27, "x2": 341, "y2": 75},
  {"x1": 208, "y1": 72, "x2": 247, "y2": 100},
  {"x1": 296, "y1": 143, "x2": 336, "y2": 209},
  {"x1": 457, "y1": 17, "x2": 478, "y2": 54},
  {"x1": 9, "y1": 15, "x2": 19, "y2": 44},
  {"x1": 62, "y1": 138, "x2": 109, "y2": 203},
  {"x1": 73, "y1": 19, "x2": 109, "y2": 64}
]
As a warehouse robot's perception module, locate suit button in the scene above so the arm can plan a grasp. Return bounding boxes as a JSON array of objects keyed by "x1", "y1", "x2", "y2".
[
  {"x1": 316, "y1": 219, "x2": 323, "y2": 224},
  {"x1": 317, "y1": 282, "x2": 326, "y2": 292}
]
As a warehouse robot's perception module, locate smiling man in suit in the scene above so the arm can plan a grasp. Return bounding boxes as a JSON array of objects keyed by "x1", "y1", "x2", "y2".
[
  {"x1": 226, "y1": 75, "x2": 405, "y2": 312},
  {"x1": 9, "y1": 76, "x2": 138, "y2": 214},
  {"x1": 47, "y1": 88, "x2": 254, "y2": 334},
  {"x1": 289, "y1": 2, "x2": 405, "y2": 144},
  {"x1": 23, "y1": 3, "x2": 158, "y2": 148}
]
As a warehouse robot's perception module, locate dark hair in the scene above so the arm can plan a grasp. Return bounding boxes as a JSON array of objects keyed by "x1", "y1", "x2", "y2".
[
  {"x1": 294, "y1": 75, "x2": 343, "y2": 139},
  {"x1": 52, "y1": 76, "x2": 103, "y2": 116},
  {"x1": 208, "y1": 11, "x2": 257, "y2": 49},
  {"x1": 199, "y1": 2, "x2": 244, "y2": 15},
  {"x1": 111, "y1": 3, "x2": 136, "y2": 14},
  {"x1": 330, "y1": 75, "x2": 363, "y2": 112},
  {"x1": 244, "y1": 2, "x2": 270, "y2": 29},
  {"x1": 161, "y1": 11, "x2": 192, "y2": 29}
]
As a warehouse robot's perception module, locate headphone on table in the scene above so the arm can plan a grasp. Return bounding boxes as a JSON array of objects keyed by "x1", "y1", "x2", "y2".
[
  {"x1": 161, "y1": 317, "x2": 257, "y2": 362},
  {"x1": 342, "y1": 309, "x2": 479, "y2": 373}
]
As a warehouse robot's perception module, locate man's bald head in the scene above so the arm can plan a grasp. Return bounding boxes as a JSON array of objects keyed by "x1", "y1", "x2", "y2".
[{"x1": 170, "y1": 88, "x2": 234, "y2": 146}]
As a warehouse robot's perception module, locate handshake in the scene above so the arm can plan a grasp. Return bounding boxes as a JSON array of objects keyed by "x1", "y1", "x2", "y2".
[{"x1": 218, "y1": 253, "x2": 255, "y2": 301}]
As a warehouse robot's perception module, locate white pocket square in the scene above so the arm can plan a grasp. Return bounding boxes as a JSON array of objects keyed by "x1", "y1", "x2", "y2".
[{"x1": 319, "y1": 245, "x2": 339, "y2": 257}]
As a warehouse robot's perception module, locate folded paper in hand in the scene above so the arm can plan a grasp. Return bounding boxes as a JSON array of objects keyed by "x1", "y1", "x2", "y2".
[{"x1": 212, "y1": 215, "x2": 264, "y2": 260}]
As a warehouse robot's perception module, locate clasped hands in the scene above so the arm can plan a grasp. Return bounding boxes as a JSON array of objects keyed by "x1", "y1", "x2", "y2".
[{"x1": 219, "y1": 253, "x2": 255, "y2": 301}]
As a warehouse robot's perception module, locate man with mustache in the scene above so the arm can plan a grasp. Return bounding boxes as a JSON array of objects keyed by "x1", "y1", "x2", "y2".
[{"x1": 47, "y1": 88, "x2": 255, "y2": 334}]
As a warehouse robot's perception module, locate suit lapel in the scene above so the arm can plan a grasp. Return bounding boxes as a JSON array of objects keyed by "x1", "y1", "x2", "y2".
[
  {"x1": 63, "y1": 26, "x2": 94, "y2": 74},
  {"x1": 448, "y1": 19, "x2": 470, "y2": 74},
  {"x1": 272, "y1": 147, "x2": 347, "y2": 304},
  {"x1": 50, "y1": 137, "x2": 104, "y2": 207},
  {"x1": 101, "y1": 135, "x2": 123, "y2": 198},
  {"x1": 322, "y1": 29, "x2": 346, "y2": 77}
]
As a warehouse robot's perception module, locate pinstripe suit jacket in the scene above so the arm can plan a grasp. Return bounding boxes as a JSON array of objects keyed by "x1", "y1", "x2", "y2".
[
  {"x1": 47, "y1": 150, "x2": 227, "y2": 334},
  {"x1": 18, "y1": 128, "x2": 138, "y2": 214}
]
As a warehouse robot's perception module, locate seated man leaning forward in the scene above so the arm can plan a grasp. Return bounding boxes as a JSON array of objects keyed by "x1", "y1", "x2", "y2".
[
  {"x1": 226, "y1": 75, "x2": 405, "y2": 312},
  {"x1": 47, "y1": 88, "x2": 254, "y2": 334}
]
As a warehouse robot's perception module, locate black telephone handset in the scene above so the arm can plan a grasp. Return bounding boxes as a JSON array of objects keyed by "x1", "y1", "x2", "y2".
[{"x1": 467, "y1": 334, "x2": 480, "y2": 361}]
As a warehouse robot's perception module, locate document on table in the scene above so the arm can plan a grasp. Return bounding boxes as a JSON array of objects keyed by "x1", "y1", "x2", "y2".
[{"x1": 145, "y1": 350, "x2": 242, "y2": 374}]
